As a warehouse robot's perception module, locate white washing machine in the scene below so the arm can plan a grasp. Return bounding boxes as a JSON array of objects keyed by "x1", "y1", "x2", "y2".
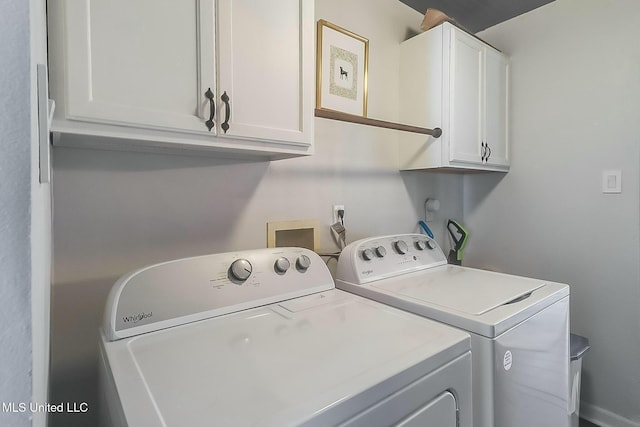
[
  {"x1": 336, "y1": 234, "x2": 570, "y2": 427},
  {"x1": 99, "y1": 247, "x2": 472, "y2": 427}
]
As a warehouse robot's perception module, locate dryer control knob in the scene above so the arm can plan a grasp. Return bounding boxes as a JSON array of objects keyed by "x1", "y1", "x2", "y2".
[
  {"x1": 426, "y1": 240, "x2": 437, "y2": 250},
  {"x1": 229, "y1": 259, "x2": 252, "y2": 282},
  {"x1": 362, "y1": 248, "x2": 375, "y2": 261},
  {"x1": 415, "y1": 240, "x2": 427, "y2": 250},
  {"x1": 274, "y1": 257, "x2": 290, "y2": 274},
  {"x1": 394, "y1": 240, "x2": 409, "y2": 255},
  {"x1": 375, "y1": 246, "x2": 387, "y2": 257},
  {"x1": 296, "y1": 255, "x2": 311, "y2": 272}
]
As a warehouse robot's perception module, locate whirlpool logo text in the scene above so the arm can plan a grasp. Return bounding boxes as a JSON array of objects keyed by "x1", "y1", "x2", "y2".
[{"x1": 122, "y1": 311, "x2": 153, "y2": 324}]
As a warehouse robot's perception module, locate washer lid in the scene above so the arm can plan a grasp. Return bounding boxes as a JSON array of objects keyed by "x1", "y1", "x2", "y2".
[
  {"x1": 345, "y1": 265, "x2": 570, "y2": 337},
  {"x1": 103, "y1": 290, "x2": 470, "y2": 427},
  {"x1": 373, "y1": 266, "x2": 543, "y2": 315}
]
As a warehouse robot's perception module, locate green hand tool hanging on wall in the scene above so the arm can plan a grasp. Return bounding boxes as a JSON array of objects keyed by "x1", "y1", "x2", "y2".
[{"x1": 447, "y1": 219, "x2": 468, "y2": 265}]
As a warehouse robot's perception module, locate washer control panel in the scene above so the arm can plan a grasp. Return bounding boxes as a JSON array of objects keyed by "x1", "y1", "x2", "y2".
[
  {"x1": 336, "y1": 234, "x2": 448, "y2": 284},
  {"x1": 104, "y1": 248, "x2": 334, "y2": 341}
]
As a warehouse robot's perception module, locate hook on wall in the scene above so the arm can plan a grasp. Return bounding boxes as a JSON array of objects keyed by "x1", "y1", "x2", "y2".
[{"x1": 424, "y1": 198, "x2": 440, "y2": 223}]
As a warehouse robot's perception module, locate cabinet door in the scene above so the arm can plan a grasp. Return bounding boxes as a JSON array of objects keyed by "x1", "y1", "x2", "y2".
[
  {"x1": 484, "y1": 48, "x2": 510, "y2": 167},
  {"x1": 448, "y1": 28, "x2": 483, "y2": 165},
  {"x1": 64, "y1": 0, "x2": 216, "y2": 134},
  {"x1": 217, "y1": 0, "x2": 313, "y2": 146}
]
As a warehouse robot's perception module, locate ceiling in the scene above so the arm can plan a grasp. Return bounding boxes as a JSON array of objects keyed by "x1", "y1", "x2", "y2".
[{"x1": 399, "y1": 0, "x2": 555, "y2": 33}]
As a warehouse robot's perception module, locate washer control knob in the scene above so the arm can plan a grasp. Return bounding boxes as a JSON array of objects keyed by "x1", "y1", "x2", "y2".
[
  {"x1": 415, "y1": 240, "x2": 427, "y2": 250},
  {"x1": 274, "y1": 257, "x2": 290, "y2": 274},
  {"x1": 362, "y1": 248, "x2": 375, "y2": 261},
  {"x1": 296, "y1": 255, "x2": 311, "y2": 272},
  {"x1": 426, "y1": 240, "x2": 437, "y2": 250},
  {"x1": 229, "y1": 259, "x2": 252, "y2": 282},
  {"x1": 375, "y1": 246, "x2": 387, "y2": 257},
  {"x1": 394, "y1": 240, "x2": 409, "y2": 255}
]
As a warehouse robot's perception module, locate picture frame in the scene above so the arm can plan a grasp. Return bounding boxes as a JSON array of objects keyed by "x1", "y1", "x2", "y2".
[{"x1": 316, "y1": 20, "x2": 369, "y2": 117}]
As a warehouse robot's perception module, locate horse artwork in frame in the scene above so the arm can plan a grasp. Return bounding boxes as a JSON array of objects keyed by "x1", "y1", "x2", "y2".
[{"x1": 316, "y1": 19, "x2": 369, "y2": 117}]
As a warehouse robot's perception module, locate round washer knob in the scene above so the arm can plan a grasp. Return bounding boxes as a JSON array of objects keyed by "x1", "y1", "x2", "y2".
[
  {"x1": 229, "y1": 259, "x2": 252, "y2": 282},
  {"x1": 415, "y1": 240, "x2": 427, "y2": 250},
  {"x1": 362, "y1": 248, "x2": 375, "y2": 261},
  {"x1": 274, "y1": 257, "x2": 290, "y2": 274},
  {"x1": 296, "y1": 255, "x2": 311, "y2": 272},
  {"x1": 426, "y1": 240, "x2": 437, "y2": 250},
  {"x1": 394, "y1": 240, "x2": 409, "y2": 255},
  {"x1": 375, "y1": 246, "x2": 387, "y2": 257}
]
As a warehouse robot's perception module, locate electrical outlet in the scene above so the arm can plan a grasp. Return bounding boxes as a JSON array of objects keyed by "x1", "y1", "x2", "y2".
[{"x1": 333, "y1": 205, "x2": 345, "y2": 225}]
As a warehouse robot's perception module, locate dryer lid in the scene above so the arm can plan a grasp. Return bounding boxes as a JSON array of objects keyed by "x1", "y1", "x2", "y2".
[
  {"x1": 373, "y1": 265, "x2": 544, "y2": 315},
  {"x1": 103, "y1": 290, "x2": 470, "y2": 427}
]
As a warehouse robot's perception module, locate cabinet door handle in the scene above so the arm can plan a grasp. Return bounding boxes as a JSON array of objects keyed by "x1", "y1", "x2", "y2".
[
  {"x1": 486, "y1": 144, "x2": 492, "y2": 162},
  {"x1": 204, "y1": 88, "x2": 215, "y2": 132},
  {"x1": 221, "y1": 91, "x2": 230, "y2": 134},
  {"x1": 481, "y1": 142, "x2": 486, "y2": 162}
]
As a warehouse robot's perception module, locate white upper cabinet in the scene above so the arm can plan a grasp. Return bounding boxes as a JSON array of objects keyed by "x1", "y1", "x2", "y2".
[
  {"x1": 61, "y1": 0, "x2": 216, "y2": 134},
  {"x1": 483, "y1": 47, "x2": 510, "y2": 167},
  {"x1": 217, "y1": 0, "x2": 313, "y2": 145},
  {"x1": 399, "y1": 22, "x2": 509, "y2": 172},
  {"x1": 47, "y1": 0, "x2": 314, "y2": 159},
  {"x1": 449, "y1": 30, "x2": 484, "y2": 165}
]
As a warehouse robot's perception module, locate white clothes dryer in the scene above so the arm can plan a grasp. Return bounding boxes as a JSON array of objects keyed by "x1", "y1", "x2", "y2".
[
  {"x1": 336, "y1": 234, "x2": 570, "y2": 427},
  {"x1": 99, "y1": 247, "x2": 472, "y2": 427}
]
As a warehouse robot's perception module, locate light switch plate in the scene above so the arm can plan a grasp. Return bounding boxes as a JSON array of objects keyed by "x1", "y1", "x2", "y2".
[{"x1": 602, "y1": 170, "x2": 622, "y2": 194}]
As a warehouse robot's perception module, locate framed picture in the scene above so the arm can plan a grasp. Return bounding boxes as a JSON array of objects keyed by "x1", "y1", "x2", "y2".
[{"x1": 316, "y1": 20, "x2": 369, "y2": 117}]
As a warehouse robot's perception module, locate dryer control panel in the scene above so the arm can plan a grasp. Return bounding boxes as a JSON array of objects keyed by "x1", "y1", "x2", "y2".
[
  {"x1": 103, "y1": 248, "x2": 334, "y2": 341},
  {"x1": 336, "y1": 234, "x2": 447, "y2": 284}
]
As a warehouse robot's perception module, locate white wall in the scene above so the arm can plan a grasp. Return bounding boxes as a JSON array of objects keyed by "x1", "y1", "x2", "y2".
[
  {"x1": 0, "y1": 1, "x2": 33, "y2": 426},
  {"x1": 466, "y1": 1, "x2": 640, "y2": 426},
  {"x1": 49, "y1": 1, "x2": 462, "y2": 426}
]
